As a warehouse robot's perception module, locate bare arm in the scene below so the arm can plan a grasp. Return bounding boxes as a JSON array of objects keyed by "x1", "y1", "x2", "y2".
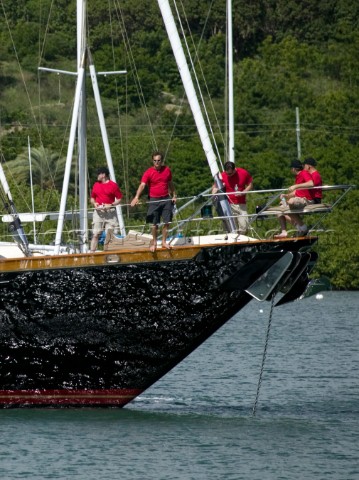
[
  {"x1": 212, "y1": 183, "x2": 218, "y2": 194},
  {"x1": 130, "y1": 182, "x2": 146, "y2": 207},
  {"x1": 288, "y1": 179, "x2": 314, "y2": 192},
  {"x1": 235, "y1": 181, "x2": 253, "y2": 196},
  {"x1": 243, "y1": 181, "x2": 253, "y2": 193},
  {"x1": 168, "y1": 180, "x2": 176, "y2": 201},
  {"x1": 90, "y1": 197, "x2": 102, "y2": 209},
  {"x1": 91, "y1": 196, "x2": 121, "y2": 211}
]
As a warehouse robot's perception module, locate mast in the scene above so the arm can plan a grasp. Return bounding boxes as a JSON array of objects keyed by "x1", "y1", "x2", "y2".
[
  {"x1": 227, "y1": 0, "x2": 235, "y2": 164},
  {"x1": 54, "y1": 54, "x2": 86, "y2": 254},
  {"x1": 28, "y1": 137, "x2": 37, "y2": 244},
  {"x1": 88, "y1": 49, "x2": 126, "y2": 236},
  {"x1": 52, "y1": 0, "x2": 127, "y2": 252},
  {"x1": 157, "y1": 0, "x2": 236, "y2": 232},
  {"x1": 53, "y1": 0, "x2": 87, "y2": 254},
  {"x1": 77, "y1": 0, "x2": 88, "y2": 252}
]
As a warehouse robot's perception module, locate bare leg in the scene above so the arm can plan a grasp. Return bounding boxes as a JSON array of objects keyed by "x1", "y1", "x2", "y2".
[
  {"x1": 274, "y1": 215, "x2": 288, "y2": 238},
  {"x1": 161, "y1": 224, "x2": 173, "y2": 249},
  {"x1": 150, "y1": 225, "x2": 158, "y2": 252},
  {"x1": 90, "y1": 233, "x2": 100, "y2": 252},
  {"x1": 289, "y1": 214, "x2": 303, "y2": 227},
  {"x1": 279, "y1": 215, "x2": 287, "y2": 231},
  {"x1": 290, "y1": 214, "x2": 308, "y2": 235}
]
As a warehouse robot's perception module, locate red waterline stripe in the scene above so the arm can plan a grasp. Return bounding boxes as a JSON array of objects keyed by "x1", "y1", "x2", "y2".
[{"x1": 0, "y1": 389, "x2": 143, "y2": 405}]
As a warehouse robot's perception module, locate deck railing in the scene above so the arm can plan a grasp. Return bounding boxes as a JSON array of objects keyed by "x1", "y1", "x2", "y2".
[{"x1": 0, "y1": 184, "x2": 356, "y2": 251}]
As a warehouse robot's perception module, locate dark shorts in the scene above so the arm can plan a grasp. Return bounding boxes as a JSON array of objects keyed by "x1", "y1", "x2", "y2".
[
  {"x1": 313, "y1": 198, "x2": 322, "y2": 204},
  {"x1": 146, "y1": 196, "x2": 173, "y2": 225}
]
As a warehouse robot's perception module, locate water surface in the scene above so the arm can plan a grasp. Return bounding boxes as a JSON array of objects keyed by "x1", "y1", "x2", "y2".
[{"x1": 1, "y1": 291, "x2": 358, "y2": 479}]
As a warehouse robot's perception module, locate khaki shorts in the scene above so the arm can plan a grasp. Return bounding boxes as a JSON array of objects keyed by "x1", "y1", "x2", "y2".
[
  {"x1": 92, "y1": 208, "x2": 119, "y2": 235},
  {"x1": 288, "y1": 197, "x2": 311, "y2": 208},
  {"x1": 230, "y1": 203, "x2": 249, "y2": 233}
]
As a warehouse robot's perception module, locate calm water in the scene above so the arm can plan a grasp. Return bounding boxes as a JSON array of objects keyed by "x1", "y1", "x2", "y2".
[{"x1": 0, "y1": 291, "x2": 358, "y2": 479}]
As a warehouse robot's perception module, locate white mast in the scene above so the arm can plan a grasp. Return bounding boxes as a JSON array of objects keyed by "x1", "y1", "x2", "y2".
[
  {"x1": 227, "y1": 0, "x2": 235, "y2": 164},
  {"x1": 157, "y1": 0, "x2": 236, "y2": 232},
  {"x1": 53, "y1": 0, "x2": 127, "y2": 251},
  {"x1": 27, "y1": 137, "x2": 37, "y2": 244},
  {"x1": 77, "y1": 0, "x2": 88, "y2": 252},
  {"x1": 54, "y1": 0, "x2": 86, "y2": 253},
  {"x1": 88, "y1": 49, "x2": 126, "y2": 236},
  {"x1": 54, "y1": 54, "x2": 86, "y2": 254}
]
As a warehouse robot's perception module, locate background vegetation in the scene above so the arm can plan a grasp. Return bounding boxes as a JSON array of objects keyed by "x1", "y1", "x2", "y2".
[{"x1": 0, "y1": 0, "x2": 358, "y2": 288}]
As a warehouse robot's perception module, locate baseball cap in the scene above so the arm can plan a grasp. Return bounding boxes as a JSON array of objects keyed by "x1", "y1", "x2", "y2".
[
  {"x1": 303, "y1": 157, "x2": 317, "y2": 167},
  {"x1": 290, "y1": 159, "x2": 303, "y2": 169}
]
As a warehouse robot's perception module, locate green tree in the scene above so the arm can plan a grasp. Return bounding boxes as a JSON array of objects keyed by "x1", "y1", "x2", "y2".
[{"x1": 4, "y1": 146, "x2": 74, "y2": 191}]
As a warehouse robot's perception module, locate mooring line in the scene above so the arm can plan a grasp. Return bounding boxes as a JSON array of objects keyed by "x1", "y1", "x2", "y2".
[{"x1": 252, "y1": 293, "x2": 276, "y2": 416}]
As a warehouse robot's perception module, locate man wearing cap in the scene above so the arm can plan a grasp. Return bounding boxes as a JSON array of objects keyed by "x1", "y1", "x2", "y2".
[
  {"x1": 303, "y1": 157, "x2": 322, "y2": 204},
  {"x1": 275, "y1": 159, "x2": 314, "y2": 238},
  {"x1": 90, "y1": 167, "x2": 123, "y2": 252},
  {"x1": 212, "y1": 161, "x2": 253, "y2": 234}
]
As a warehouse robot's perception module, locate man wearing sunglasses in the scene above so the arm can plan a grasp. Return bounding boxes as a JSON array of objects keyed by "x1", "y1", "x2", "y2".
[{"x1": 131, "y1": 151, "x2": 176, "y2": 252}]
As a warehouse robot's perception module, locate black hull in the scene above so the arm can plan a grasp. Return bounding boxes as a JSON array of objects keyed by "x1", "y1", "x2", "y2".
[{"x1": 0, "y1": 238, "x2": 316, "y2": 407}]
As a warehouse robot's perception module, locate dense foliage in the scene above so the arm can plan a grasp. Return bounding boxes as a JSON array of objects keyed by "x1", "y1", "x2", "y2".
[{"x1": 0, "y1": 0, "x2": 358, "y2": 288}]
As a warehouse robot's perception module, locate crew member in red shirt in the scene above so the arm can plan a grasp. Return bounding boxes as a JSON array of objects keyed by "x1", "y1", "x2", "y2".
[
  {"x1": 275, "y1": 159, "x2": 314, "y2": 238},
  {"x1": 90, "y1": 166, "x2": 123, "y2": 252},
  {"x1": 212, "y1": 161, "x2": 253, "y2": 234},
  {"x1": 303, "y1": 157, "x2": 322, "y2": 204},
  {"x1": 131, "y1": 151, "x2": 176, "y2": 252}
]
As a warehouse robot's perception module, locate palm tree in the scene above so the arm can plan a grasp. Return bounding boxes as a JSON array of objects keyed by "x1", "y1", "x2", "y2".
[{"x1": 4, "y1": 146, "x2": 75, "y2": 192}]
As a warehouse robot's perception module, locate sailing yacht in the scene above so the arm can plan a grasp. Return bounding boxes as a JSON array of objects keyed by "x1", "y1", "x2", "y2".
[{"x1": 0, "y1": 0, "x2": 352, "y2": 407}]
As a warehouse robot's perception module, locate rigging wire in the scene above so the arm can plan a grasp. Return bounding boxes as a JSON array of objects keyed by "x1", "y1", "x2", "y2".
[
  {"x1": 36, "y1": 0, "x2": 56, "y2": 208},
  {"x1": 112, "y1": 0, "x2": 158, "y2": 153},
  {"x1": 252, "y1": 293, "x2": 276, "y2": 416},
  {"x1": 37, "y1": 0, "x2": 55, "y2": 62},
  {"x1": 0, "y1": 0, "x2": 41, "y2": 140},
  {"x1": 107, "y1": 0, "x2": 129, "y2": 211},
  {"x1": 36, "y1": 0, "x2": 80, "y2": 233},
  {"x1": 178, "y1": 0, "x2": 227, "y2": 169},
  {"x1": 109, "y1": 1, "x2": 126, "y2": 194},
  {"x1": 0, "y1": 0, "x2": 74, "y2": 236},
  {"x1": 163, "y1": 0, "x2": 217, "y2": 160},
  {"x1": 173, "y1": 0, "x2": 224, "y2": 169},
  {"x1": 1, "y1": 0, "x2": 53, "y2": 199}
]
